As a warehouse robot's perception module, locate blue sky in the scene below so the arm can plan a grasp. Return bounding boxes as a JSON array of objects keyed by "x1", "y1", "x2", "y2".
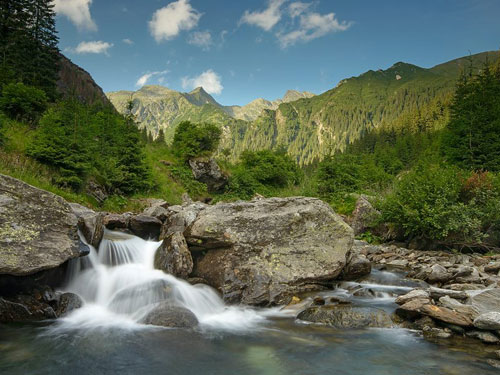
[{"x1": 54, "y1": 0, "x2": 500, "y2": 106}]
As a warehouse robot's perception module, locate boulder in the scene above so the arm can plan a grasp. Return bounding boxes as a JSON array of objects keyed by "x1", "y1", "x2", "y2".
[
  {"x1": 56, "y1": 292, "x2": 83, "y2": 317},
  {"x1": 485, "y1": 262, "x2": 500, "y2": 274},
  {"x1": 466, "y1": 330, "x2": 500, "y2": 344},
  {"x1": 188, "y1": 157, "x2": 228, "y2": 193},
  {"x1": 154, "y1": 232, "x2": 193, "y2": 279},
  {"x1": 420, "y1": 304, "x2": 473, "y2": 327},
  {"x1": 187, "y1": 197, "x2": 353, "y2": 305},
  {"x1": 428, "y1": 287, "x2": 468, "y2": 301},
  {"x1": 69, "y1": 203, "x2": 104, "y2": 248},
  {"x1": 474, "y1": 312, "x2": 500, "y2": 331},
  {"x1": 438, "y1": 296, "x2": 479, "y2": 321},
  {"x1": 341, "y1": 253, "x2": 372, "y2": 280},
  {"x1": 426, "y1": 264, "x2": 452, "y2": 284},
  {"x1": 466, "y1": 288, "x2": 500, "y2": 314},
  {"x1": 350, "y1": 196, "x2": 382, "y2": 236},
  {"x1": 160, "y1": 203, "x2": 207, "y2": 240},
  {"x1": 0, "y1": 295, "x2": 56, "y2": 322},
  {"x1": 143, "y1": 200, "x2": 170, "y2": 222},
  {"x1": 142, "y1": 303, "x2": 198, "y2": 328},
  {"x1": 297, "y1": 305, "x2": 392, "y2": 329},
  {"x1": 0, "y1": 174, "x2": 82, "y2": 276},
  {"x1": 395, "y1": 289, "x2": 429, "y2": 305},
  {"x1": 103, "y1": 213, "x2": 130, "y2": 230},
  {"x1": 129, "y1": 215, "x2": 162, "y2": 240}
]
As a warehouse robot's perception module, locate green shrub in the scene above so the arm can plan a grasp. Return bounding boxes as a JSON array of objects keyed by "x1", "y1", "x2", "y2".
[
  {"x1": 0, "y1": 83, "x2": 48, "y2": 124},
  {"x1": 381, "y1": 163, "x2": 484, "y2": 243},
  {"x1": 172, "y1": 121, "x2": 221, "y2": 161},
  {"x1": 226, "y1": 149, "x2": 302, "y2": 199}
]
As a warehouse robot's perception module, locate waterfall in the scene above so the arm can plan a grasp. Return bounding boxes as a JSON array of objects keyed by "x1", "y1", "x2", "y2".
[{"x1": 55, "y1": 230, "x2": 278, "y2": 331}]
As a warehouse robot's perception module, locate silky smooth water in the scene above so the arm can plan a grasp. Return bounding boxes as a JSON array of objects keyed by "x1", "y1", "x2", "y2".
[{"x1": 0, "y1": 232, "x2": 498, "y2": 374}]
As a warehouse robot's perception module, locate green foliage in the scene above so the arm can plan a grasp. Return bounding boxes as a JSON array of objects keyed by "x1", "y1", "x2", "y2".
[
  {"x1": 172, "y1": 121, "x2": 221, "y2": 161},
  {"x1": 226, "y1": 149, "x2": 302, "y2": 199},
  {"x1": 0, "y1": 0, "x2": 59, "y2": 98},
  {"x1": 443, "y1": 63, "x2": 500, "y2": 171},
  {"x1": 0, "y1": 83, "x2": 48, "y2": 123},
  {"x1": 169, "y1": 163, "x2": 208, "y2": 198},
  {"x1": 381, "y1": 163, "x2": 500, "y2": 245},
  {"x1": 27, "y1": 99, "x2": 152, "y2": 193}
]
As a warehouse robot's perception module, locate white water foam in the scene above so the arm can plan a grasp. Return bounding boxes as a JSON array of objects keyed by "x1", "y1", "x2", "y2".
[{"x1": 52, "y1": 230, "x2": 282, "y2": 332}]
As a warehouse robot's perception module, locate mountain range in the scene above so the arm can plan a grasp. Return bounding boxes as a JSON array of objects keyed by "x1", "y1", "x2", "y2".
[{"x1": 107, "y1": 51, "x2": 499, "y2": 165}]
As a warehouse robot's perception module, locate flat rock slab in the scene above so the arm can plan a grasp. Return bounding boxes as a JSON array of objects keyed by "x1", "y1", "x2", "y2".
[{"x1": 0, "y1": 174, "x2": 80, "y2": 276}]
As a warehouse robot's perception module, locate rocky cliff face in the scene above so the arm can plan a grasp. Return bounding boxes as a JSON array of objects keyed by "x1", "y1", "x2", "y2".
[{"x1": 57, "y1": 54, "x2": 113, "y2": 108}]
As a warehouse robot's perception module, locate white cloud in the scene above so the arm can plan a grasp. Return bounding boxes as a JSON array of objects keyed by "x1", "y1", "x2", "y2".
[
  {"x1": 53, "y1": 0, "x2": 97, "y2": 31},
  {"x1": 136, "y1": 70, "x2": 169, "y2": 87},
  {"x1": 181, "y1": 70, "x2": 223, "y2": 95},
  {"x1": 122, "y1": 38, "x2": 134, "y2": 45},
  {"x1": 188, "y1": 31, "x2": 213, "y2": 51},
  {"x1": 74, "y1": 41, "x2": 113, "y2": 55},
  {"x1": 149, "y1": 0, "x2": 201, "y2": 42},
  {"x1": 277, "y1": 12, "x2": 352, "y2": 48},
  {"x1": 240, "y1": 0, "x2": 286, "y2": 31},
  {"x1": 288, "y1": 2, "x2": 311, "y2": 18}
]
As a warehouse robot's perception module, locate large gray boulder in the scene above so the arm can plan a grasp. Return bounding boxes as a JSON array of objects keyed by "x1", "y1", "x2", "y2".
[
  {"x1": 0, "y1": 174, "x2": 82, "y2": 276},
  {"x1": 466, "y1": 288, "x2": 500, "y2": 314},
  {"x1": 154, "y1": 232, "x2": 193, "y2": 279},
  {"x1": 188, "y1": 157, "x2": 227, "y2": 193},
  {"x1": 186, "y1": 197, "x2": 353, "y2": 305}
]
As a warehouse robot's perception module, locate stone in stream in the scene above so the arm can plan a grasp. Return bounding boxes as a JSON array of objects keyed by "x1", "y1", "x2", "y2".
[
  {"x1": 419, "y1": 304, "x2": 473, "y2": 327},
  {"x1": 0, "y1": 174, "x2": 83, "y2": 277},
  {"x1": 154, "y1": 232, "x2": 193, "y2": 279},
  {"x1": 395, "y1": 289, "x2": 429, "y2": 305},
  {"x1": 142, "y1": 302, "x2": 198, "y2": 328},
  {"x1": 297, "y1": 305, "x2": 393, "y2": 329},
  {"x1": 341, "y1": 253, "x2": 372, "y2": 280},
  {"x1": 466, "y1": 288, "x2": 500, "y2": 314},
  {"x1": 484, "y1": 262, "x2": 500, "y2": 274},
  {"x1": 438, "y1": 296, "x2": 479, "y2": 321},
  {"x1": 129, "y1": 215, "x2": 162, "y2": 240},
  {"x1": 428, "y1": 286, "x2": 468, "y2": 300},
  {"x1": 69, "y1": 203, "x2": 105, "y2": 248},
  {"x1": 426, "y1": 264, "x2": 452, "y2": 284},
  {"x1": 0, "y1": 295, "x2": 57, "y2": 322},
  {"x1": 466, "y1": 330, "x2": 500, "y2": 344},
  {"x1": 55, "y1": 292, "x2": 83, "y2": 317},
  {"x1": 473, "y1": 312, "x2": 500, "y2": 331},
  {"x1": 187, "y1": 197, "x2": 354, "y2": 305}
]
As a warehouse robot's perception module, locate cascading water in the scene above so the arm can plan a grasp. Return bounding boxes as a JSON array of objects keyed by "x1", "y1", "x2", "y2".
[{"x1": 54, "y1": 230, "x2": 277, "y2": 331}]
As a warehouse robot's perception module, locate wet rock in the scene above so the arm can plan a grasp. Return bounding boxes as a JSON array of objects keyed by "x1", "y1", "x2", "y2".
[
  {"x1": 142, "y1": 303, "x2": 198, "y2": 328},
  {"x1": 103, "y1": 213, "x2": 130, "y2": 230},
  {"x1": 395, "y1": 289, "x2": 429, "y2": 305},
  {"x1": 428, "y1": 287, "x2": 468, "y2": 301},
  {"x1": 129, "y1": 215, "x2": 162, "y2": 240},
  {"x1": 413, "y1": 316, "x2": 436, "y2": 330},
  {"x1": 386, "y1": 259, "x2": 409, "y2": 268},
  {"x1": 154, "y1": 232, "x2": 193, "y2": 279},
  {"x1": 466, "y1": 288, "x2": 500, "y2": 314},
  {"x1": 188, "y1": 157, "x2": 228, "y2": 193},
  {"x1": 312, "y1": 296, "x2": 326, "y2": 306},
  {"x1": 474, "y1": 312, "x2": 500, "y2": 330},
  {"x1": 188, "y1": 197, "x2": 353, "y2": 305},
  {"x1": 395, "y1": 299, "x2": 428, "y2": 320},
  {"x1": 485, "y1": 262, "x2": 500, "y2": 274},
  {"x1": 466, "y1": 330, "x2": 500, "y2": 344},
  {"x1": 297, "y1": 305, "x2": 392, "y2": 329},
  {"x1": 341, "y1": 253, "x2": 371, "y2": 280},
  {"x1": 187, "y1": 277, "x2": 208, "y2": 285},
  {"x1": 438, "y1": 296, "x2": 479, "y2": 321},
  {"x1": 426, "y1": 264, "x2": 452, "y2": 284},
  {"x1": 55, "y1": 292, "x2": 83, "y2": 317},
  {"x1": 420, "y1": 304, "x2": 473, "y2": 327},
  {"x1": 70, "y1": 203, "x2": 104, "y2": 248},
  {"x1": 423, "y1": 327, "x2": 452, "y2": 339},
  {"x1": 487, "y1": 359, "x2": 500, "y2": 369},
  {"x1": 0, "y1": 174, "x2": 81, "y2": 276},
  {"x1": 0, "y1": 295, "x2": 56, "y2": 322}
]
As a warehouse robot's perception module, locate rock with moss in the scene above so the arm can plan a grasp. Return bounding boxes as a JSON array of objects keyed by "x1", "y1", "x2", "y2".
[
  {"x1": 0, "y1": 174, "x2": 82, "y2": 276},
  {"x1": 187, "y1": 197, "x2": 353, "y2": 305}
]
